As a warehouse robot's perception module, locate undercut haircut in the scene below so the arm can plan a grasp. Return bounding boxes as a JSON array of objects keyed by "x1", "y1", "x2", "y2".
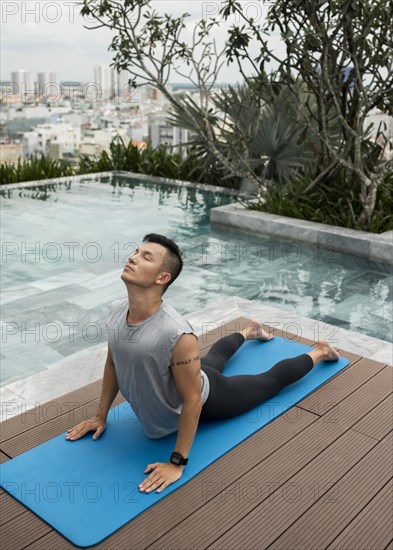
[{"x1": 142, "y1": 233, "x2": 183, "y2": 293}]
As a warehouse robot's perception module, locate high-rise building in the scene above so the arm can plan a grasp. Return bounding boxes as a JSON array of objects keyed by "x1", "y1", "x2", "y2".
[
  {"x1": 93, "y1": 65, "x2": 113, "y2": 101},
  {"x1": 37, "y1": 72, "x2": 48, "y2": 95},
  {"x1": 37, "y1": 72, "x2": 58, "y2": 97},
  {"x1": 112, "y1": 69, "x2": 131, "y2": 101},
  {"x1": 11, "y1": 70, "x2": 39, "y2": 102},
  {"x1": 11, "y1": 70, "x2": 24, "y2": 87}
]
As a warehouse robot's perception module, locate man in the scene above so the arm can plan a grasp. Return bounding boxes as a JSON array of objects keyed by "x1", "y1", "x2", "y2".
[{"x1": 66, "y1": 233, "x2": 340, "y2": 494}]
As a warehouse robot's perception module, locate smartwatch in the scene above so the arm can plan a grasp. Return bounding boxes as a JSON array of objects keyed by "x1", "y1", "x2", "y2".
[{"x1": 170, "y1": 451, "x2": 188, "y2": 466}]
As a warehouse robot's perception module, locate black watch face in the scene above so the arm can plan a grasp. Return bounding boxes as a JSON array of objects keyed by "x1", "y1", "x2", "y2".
[{"x1": 172, "y1": 455, "x2": 181, "y2": 465}]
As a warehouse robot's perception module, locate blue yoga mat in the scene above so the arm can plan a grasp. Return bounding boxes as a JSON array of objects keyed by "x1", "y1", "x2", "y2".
[{"x1": 0, "y1": 337, "x2": 349, "y2": 547}]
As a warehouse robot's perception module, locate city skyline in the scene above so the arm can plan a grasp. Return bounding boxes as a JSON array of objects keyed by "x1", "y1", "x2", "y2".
[
  {"x1": 1, "y1": 1, "x2": 280, "y2": 85},
  {"x1": 1, "y1": 67, "x2": 200, "y2": 88}
]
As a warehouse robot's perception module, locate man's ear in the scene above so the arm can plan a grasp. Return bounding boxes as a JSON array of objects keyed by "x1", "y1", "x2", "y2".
[{"x1": 157, "y1": 272, "x2": 172, "y2": 286}]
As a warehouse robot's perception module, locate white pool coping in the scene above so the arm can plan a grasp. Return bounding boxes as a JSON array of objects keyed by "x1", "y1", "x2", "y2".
[
  {"x1": 0, "y1": 170, "x2": 240, "y2": 196},
  {"x1": 211, "y1": 203, "x2": 393, "y2": 263}
]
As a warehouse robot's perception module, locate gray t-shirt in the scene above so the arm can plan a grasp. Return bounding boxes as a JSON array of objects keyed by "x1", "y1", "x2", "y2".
[{"x1": 106, "y1": 299, "x2": 210, "y2": 439}]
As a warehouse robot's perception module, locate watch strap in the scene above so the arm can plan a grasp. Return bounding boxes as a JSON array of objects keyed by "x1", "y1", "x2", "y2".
[{"x1": 170, "y1": 451, "x2": 188, "y2": 466}]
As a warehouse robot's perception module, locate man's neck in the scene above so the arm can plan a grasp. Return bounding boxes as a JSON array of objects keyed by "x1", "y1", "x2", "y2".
[{"x1": 126, "y1": 292, "x2": 163, "y2": 324}]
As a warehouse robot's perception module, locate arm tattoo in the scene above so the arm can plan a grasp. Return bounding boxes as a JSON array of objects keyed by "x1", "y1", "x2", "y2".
[{"x1": 170, "y1": 355, "x2": 200, "y2": 368}]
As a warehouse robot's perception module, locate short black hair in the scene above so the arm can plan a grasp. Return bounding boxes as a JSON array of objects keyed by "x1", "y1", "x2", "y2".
[{"x1": 142, "y1": 233, "x2": 183, "y2": 293}]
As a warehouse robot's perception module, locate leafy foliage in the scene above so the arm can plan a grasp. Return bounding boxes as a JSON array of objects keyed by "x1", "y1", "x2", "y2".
[
  {"x1": 78, "y1": 136, "x2": 239, "y2": 186},
  {"x1": 0, "y1": 136, "x2": 240, "y2": 189},
  {"x1": 168, "y1": 77, "x2": 316, "y2": 185},
  {"x1": 0, "y1": 155, "x2": 75, "y2": 184},
  {"x1": 242, "y1": 171, "x2": 393, "y2": 233},
  {"x1": 215, "y1": 80, "x2": 315, "y2": 183}
]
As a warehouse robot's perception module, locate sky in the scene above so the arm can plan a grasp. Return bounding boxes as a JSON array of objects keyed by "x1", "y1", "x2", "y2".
[{"x1": 1, "y1": 0, "x2": 283, "y2": 85}]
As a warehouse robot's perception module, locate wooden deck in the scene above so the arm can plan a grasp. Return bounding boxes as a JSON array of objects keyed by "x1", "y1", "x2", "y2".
[{"x1": 1, "y1": 317, "x2": 392, "y2": 550}]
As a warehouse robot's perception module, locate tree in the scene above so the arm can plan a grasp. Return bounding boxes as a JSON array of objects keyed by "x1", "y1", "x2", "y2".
[
  {"x1": 80, "y1": 0, "x2": 393, "y2": 226},
  {"x1": 222, "y1": 0, "x2": 393, "y2": 224}
]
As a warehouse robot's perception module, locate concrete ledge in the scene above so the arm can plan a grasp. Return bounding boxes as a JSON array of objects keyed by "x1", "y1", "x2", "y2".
[{"x1": 211, "y1": 203, "x2": 392, "y2": 263}]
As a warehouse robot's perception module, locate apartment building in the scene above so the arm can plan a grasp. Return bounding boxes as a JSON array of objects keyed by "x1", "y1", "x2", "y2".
[{"x1": 23, "y1": 123, "x2": 81, "y2": 160}]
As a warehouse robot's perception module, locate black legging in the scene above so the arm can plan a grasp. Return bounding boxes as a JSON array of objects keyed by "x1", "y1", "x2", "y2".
[{"x1": 200, "y1": 333, "x2": 314, "y2": 420}]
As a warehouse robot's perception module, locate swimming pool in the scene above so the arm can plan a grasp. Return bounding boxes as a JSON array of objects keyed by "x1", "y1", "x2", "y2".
[{"x1": 1, "y1": 174, "x2": 392, "y2": 385}]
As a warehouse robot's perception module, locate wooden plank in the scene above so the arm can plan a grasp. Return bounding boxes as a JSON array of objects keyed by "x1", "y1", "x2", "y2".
[
  {"x1": 0, "y1": 450, "x2": 22, "y2": 529},
  {"x1": 266, "y1": 326, "x2": 305, "y2": 341},
  {"x1": 1, "y1": 393, "x2": 125, "y2": 457},
  {"x1": 26, "y1": 530, "x2": 79, "y2": 549},
  {"x1": 297, "y1": 358, "x2": 389, "y2": 417},
  {"x1": 335, "y1": 348, "x2": 363, "y2": 365},
  {"x1": 198, "y1": 317, "x2": 247, "y2": 351},
  {"x1": 351, "y1": 394, "x2": 393, "y2": 441},
  {"x1": 197, "y1": 316, "x2": 276, "y2": 346},
  {"x1": 282, "y1": 334, "x2": 315, "y2": 346},
  {"x1": 149, "y1": 426, "x2": 376, "y2": 549},
  {"x1": 0, "y1": 512, "x2": 55, "y2": 550},
  {"x1": 267, "y1": 432, "x2": 393, "y2": 549},
  {"x1": 198, "y1": 318, "x2": 309, "y2": 345},
  {"x1": 327, "y1": 478, "x2": 393, "y2": 550},
  {"x1": 0, "y1": 378, "x2": 103, "y2": 444},
  {"x1": 0, "y1": 489, "x2": 33, "y2": 529},
  {"x1": 198, "y1": 316, "x2": 253, "y2": 353},
  {"x1": 0, "y1": 451, "x2": 10, "y2": 463},
  {"x1": 319, "y1": 366, "x2": 392, "y2": 428}
]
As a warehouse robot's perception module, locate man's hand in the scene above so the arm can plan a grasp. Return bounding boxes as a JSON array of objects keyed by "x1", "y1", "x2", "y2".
[
  {"x1": 66, "y1": 416, "x2": 106, "y2": 441},
  {"x1": 139, "y1": 462, "x2": 184, "y2": 494}
]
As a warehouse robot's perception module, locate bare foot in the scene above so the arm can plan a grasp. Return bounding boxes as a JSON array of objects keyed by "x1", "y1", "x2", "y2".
[
  {"x1": 242, "y1": 320, "x2": 274, "y2": 341},
  {"x1": 316, "y1": 340, "x2": 340, "y2": 361}
]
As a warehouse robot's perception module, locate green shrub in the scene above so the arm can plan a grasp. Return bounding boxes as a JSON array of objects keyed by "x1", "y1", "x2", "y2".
[
  {"x1": 79, "y1": 137, "x2": 240, "y2": 187},
  {"x1": 1, "y1": 136, "x2": 240, "y2": 189},
  {"x1": 243, "y1": 172, "x2": 393, "y2": 234},
  {"x1": 0, "y1": 154, "x2": 75, "y2": 184}
]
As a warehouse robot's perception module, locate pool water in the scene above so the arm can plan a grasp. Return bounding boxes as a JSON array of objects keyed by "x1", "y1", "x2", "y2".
[{"x1": 1, "y1": 175, "x2": 392, "y2": 385}]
